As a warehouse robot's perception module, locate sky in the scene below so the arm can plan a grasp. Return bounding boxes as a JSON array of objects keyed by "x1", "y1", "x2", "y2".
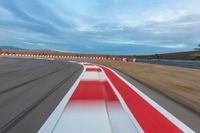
[{"x1": 0, "y1": 0, "x2": 200, "y2": 55}]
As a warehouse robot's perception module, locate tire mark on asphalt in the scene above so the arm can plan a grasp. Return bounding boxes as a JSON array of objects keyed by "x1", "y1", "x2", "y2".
[
  {"x1": 0, "y1": 62, "x2": 47, "y2": 76},
  {"x1": 0, "y1": 64, "x2": 77, "y2": 108},
  {"x1": 0, "y1": 63, "x2": 76, "y2": 95},
  {"x1": 0, "y1": 67, "x2": 82, "y2": 133}
]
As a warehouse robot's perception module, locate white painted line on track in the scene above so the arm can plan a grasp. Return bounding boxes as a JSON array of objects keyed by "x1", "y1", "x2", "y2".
[
  {"x1": 96, "y1": 68, "x2": 138, "y2": 133},
  {"x1": 103, "y1": 65, "x2": 195, "y2": 133},
  {"x1": 99, "y1": 67, "x2": 144, "y2": 133},
  {"x1": 38, "y1": 67, "x2": 85, "y2": 133}
]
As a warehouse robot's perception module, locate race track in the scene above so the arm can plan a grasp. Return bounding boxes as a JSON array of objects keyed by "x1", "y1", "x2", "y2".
[{"x1": 0, "y1": 57, "x2": 197, "y2": 133}]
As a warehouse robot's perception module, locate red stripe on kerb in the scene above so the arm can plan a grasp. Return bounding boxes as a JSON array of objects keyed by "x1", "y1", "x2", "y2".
[
  {"x1": 68, "y1": 80, "x2": 118, "y2": 102},
  {"x1": 101, "y1": 66, "x2": 182, "y2": 133},
  {"x1": 70, "y1": 81, "x2": 104, "y2": 100},
  {"x1": 86, "y1": 68, "x2": 102, "y2": 72},
  {"x1": 102, "y1": 81, "x2": 118, "y2": 101}
]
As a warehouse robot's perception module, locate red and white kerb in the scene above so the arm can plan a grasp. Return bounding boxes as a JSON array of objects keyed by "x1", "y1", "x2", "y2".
[{"x1": 39, "y1": 62, "x2": 194, "y2": 133}]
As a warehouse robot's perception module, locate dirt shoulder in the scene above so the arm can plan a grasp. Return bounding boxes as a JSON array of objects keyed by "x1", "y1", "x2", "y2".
[{"x1": 93, "y1": 60, "x2": 200, "y2": 114}]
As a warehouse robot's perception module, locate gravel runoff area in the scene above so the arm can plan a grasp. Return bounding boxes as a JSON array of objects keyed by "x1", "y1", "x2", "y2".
[{"x1": 93, "y1": 60, "x2": 200, "y2": 115}]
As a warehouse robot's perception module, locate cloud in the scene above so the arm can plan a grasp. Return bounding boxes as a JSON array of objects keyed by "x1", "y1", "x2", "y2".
[
  {"x1": 22, "y1": 41, "x2": 46, "y2": 47},
  {"x1": 0, "y1": 0, "x2": 199, "y2": 54},
  {"x1": 159, "y1": 44, "x2": 187, "y2": 48},
  {"x1": 92, "y1": 38, "x2": 187, "y2": 49}
]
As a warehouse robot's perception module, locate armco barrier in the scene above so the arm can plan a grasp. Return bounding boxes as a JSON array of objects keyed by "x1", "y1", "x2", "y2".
[{"x1": 136, "y1": 59, "x2": 200, "y2": 69}]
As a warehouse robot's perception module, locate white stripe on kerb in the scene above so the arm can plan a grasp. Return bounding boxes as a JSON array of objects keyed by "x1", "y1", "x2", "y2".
[
  {"x1": 98, "y1": 71, "x2": 107, "y2": 81},
  {"x1": 85, "y1": 66, "x2": 98, "y2": 69},
  {"x1": 52, "y1": 101, "x2": 112, "y2": 133},
  {"x1": 99, "y1": 67, "x2": 144, "y2": 133},
  {"x1": 104, "y1": 66, "x2": 195, "y2": 133},
  {"x1": 81, "y1": 71, "x2": 99, "y2": 80},
  {"x1": 107, "y1": 101, "x2": 139, "y2": 133}
]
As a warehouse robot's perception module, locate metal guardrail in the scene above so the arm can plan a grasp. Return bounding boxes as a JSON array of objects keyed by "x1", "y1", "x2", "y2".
[{"x1": 136, "y1": 59, "x2": 200, "y2": 69}]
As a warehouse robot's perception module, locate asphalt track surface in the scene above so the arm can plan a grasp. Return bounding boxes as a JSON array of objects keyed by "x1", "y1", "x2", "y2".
[{"x1": 0, "y1": 57, "x2": 83, "y2": 133}]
